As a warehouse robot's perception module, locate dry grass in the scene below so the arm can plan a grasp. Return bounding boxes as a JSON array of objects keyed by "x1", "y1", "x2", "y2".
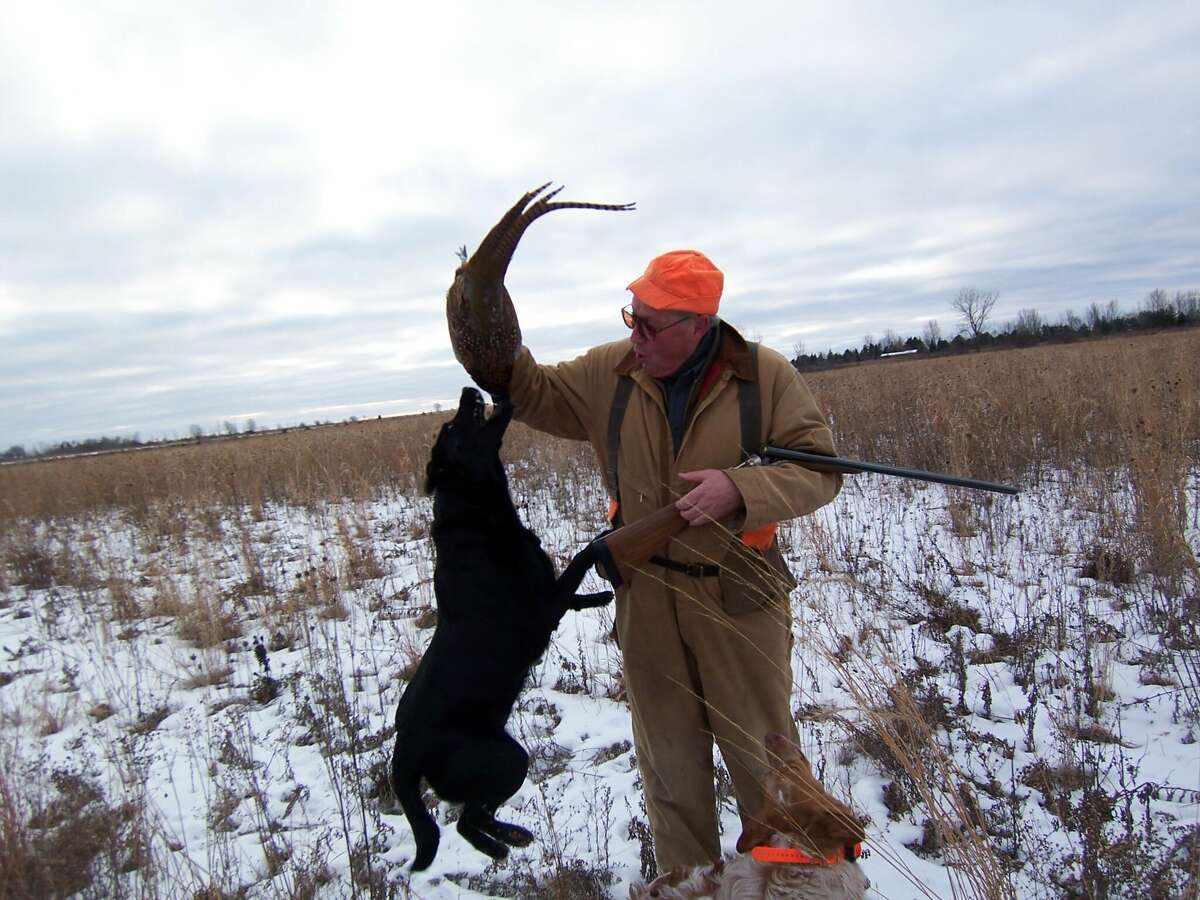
[
  {"x1": 806, "y1": 329, "x2": 1199, "y2": 478},
  {"x1": 0, "y1": 412, "x2": 446, "y2": 523}
]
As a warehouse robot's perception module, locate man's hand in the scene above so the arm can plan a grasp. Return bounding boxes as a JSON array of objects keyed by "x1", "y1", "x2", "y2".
[{"x1": 676, "y1": 469, "x2": 745, "y2": 526}]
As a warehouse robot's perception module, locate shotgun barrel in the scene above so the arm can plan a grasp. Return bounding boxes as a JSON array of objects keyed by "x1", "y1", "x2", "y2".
[{"x1": 758, "y1": 446, "x2": 1019, "y2": 496}]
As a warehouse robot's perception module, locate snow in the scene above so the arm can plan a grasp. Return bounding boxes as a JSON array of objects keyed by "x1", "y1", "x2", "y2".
[{"x1": 1, "y1": 459, "x2": 1197, "y2": 898}]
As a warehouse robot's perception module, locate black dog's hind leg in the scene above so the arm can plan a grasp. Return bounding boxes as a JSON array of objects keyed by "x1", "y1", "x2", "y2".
[{"x1": 430, "y1": 732, "x2": 532, "y2": 861}]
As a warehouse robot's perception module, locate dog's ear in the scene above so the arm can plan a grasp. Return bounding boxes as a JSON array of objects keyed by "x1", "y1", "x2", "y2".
[
  {"x1": 424, "y1": 422, "x2": 453, "y2": 493},
  {"x1": 735, "y1": 818, "x2": 773, "y2": 854}
]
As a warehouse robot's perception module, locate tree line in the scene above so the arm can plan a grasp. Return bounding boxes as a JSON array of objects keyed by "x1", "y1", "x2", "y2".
[
  {"x1": 2, "y1": 419, "x2": 259, "y2": 463},
  {"x1": 6, "y1": 288, "x2": 1197, "y2": 461},
  {"x1": 2, "y1": 416, "x2": 380, "y2": 464},
  {"x1": 791, "y1": 287, "x2": 1200, "y2": 371}
]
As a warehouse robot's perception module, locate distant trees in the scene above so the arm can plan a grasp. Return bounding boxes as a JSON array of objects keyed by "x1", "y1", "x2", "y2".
[
  {"x1": 1175, "y1": 290, "x2": 1200, "y2": 319},
  {"x1": 6, "y1": 411, "x2": 383, "y2": 463},
  {"x1": 10, "y1": 435, "x2": 146, "y2": 461},
  {"x1": 789, "y1": 287, "x2": 1199, "y2": 374},
  {"x1": 1087, "y1": 300, "x2": 1122, "y2": 333},
  {"x1": 1011, "y1": 308, "x2": 1043, "y2": 344},
  {"x1": 1060, "y1": 309, "x2": 1085, "y2": 331}
]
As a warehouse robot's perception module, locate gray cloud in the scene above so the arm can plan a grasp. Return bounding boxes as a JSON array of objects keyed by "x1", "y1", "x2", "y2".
[{"x1": 2, "y1": 3, "x2": 1198, "y2": 448}]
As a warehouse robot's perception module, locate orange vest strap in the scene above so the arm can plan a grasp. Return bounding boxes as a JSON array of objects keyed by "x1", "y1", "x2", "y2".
[{"x1": 740, "y1": 522, "x2": 777, "y2": 549}]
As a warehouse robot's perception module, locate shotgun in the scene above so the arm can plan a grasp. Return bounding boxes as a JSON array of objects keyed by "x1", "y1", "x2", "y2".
[{"x1": 580, "y1": 448, "x2": 1018, "y2": 587}]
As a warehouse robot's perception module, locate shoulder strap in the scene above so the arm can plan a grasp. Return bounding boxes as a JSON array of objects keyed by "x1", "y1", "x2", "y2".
[
  {"x1": 606, "y1": 375, "x2": 635, "y2": 503},
  {"x1": 737, "y1": 342, "x2": 762, "y2": 461},
  {"x1": 606, "y1": 342, "x2": 762, "y2": 505}
]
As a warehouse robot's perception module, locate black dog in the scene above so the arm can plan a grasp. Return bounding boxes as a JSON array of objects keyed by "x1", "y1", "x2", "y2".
[{"x1": 390, "y1": 387, "x2": 612, "y2": 870}]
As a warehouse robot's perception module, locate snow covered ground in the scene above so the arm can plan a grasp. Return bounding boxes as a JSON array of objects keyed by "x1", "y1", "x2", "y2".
[{"x1": 1, "y1": 457, "x2": 1197, "y2": 898}]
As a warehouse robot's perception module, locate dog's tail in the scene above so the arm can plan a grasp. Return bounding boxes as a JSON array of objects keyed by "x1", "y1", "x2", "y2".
[{"x1": 392, "y1": 763, "x2": 440, "y2": 870}]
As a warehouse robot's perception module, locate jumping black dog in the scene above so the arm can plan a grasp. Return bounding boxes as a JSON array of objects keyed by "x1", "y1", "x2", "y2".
[{"x1": 390, "y1": 386, "x2": 612, "y2": 870}]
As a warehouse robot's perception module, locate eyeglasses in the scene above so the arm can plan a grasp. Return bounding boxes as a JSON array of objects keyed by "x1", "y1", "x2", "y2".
[{"x1": 621, "y1": 304, "x2": 695, "y2": 338}]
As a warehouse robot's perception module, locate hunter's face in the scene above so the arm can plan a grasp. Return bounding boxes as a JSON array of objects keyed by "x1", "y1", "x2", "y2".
[{"x1": 628, "y1": 297, "x2": 709, "y2": 378}]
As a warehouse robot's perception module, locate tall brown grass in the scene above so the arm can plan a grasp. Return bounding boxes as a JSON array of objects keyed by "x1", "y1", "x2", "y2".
[
  {"x1": 5, "y1": 330, "x2": 1195, "y2": 580},
  {"x1": 0, "y1": 414, "x2": 444, "y2": 523},
  {"x1": 805, "y1": 329, "x2": 1199, "y2": 481},
  {"x1": 806, "y1": 330, "x2": 1200, "y2": 580},
  {"x1": 4, "y1": 331, "x2": 1194, "y2": 515}
]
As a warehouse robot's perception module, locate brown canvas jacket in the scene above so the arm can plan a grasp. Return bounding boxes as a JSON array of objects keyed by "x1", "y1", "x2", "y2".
[{"x1": 507, "y1": 322, "x2": 842, "y2": 567}]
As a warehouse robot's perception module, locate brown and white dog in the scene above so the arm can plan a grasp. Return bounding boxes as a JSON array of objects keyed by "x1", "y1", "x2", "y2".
[{"x1": 629, "y1": 734, "x2": 869, "y2": 900}]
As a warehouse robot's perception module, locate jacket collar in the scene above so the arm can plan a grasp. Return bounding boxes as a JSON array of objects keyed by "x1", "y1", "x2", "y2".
[{"x1": 614, "y1": 319, "x2": 755, "y2": 380}]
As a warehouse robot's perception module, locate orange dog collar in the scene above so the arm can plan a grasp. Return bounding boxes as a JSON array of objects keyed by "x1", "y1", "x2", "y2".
[{"x1": 751, "y1": 843, "x2": 863, "y2": 865}]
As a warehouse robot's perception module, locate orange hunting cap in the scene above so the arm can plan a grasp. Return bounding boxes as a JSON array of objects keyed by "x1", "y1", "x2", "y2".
[{"x1": 626, "y1": 249, "x2": 723, "y2": 315}]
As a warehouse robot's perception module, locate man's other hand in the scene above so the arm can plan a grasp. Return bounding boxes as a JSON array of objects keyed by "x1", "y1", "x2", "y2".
[{"x1": 676, "y1": 469, "x2": 744, "y2": 526}]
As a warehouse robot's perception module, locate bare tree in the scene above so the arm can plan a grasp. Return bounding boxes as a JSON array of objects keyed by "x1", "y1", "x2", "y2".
[
  {"x1": 882, "y1": 329, "x2": 902, "y2": 352},
  {"x1": 922, "y1": 318, "x2": 942, "y2": 347},
  {"x1": 791, "y1": 339, "x2": 806, "y2": 362},
  {"x1": 952, "y1": 287, "x2": 998, "y2": 339}
]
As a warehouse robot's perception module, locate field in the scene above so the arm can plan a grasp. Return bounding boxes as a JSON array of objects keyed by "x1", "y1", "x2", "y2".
[{"x1": 1, "y1": 329, "x2": 1198, "y2": 899}]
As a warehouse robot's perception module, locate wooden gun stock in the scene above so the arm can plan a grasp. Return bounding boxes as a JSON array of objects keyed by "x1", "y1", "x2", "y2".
[{"x1": 590, "y1": 504, "x2": 688, "y2": 588}]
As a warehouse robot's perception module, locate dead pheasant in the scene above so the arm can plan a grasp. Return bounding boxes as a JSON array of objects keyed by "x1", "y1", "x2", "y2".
[{"x1": 446, "y1": 183, "x2": 634, "y2": 396}]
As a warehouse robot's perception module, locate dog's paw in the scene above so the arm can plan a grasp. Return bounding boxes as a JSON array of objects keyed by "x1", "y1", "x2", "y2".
[
  {"x1": 492, "y1": 820, "x2": 535, "y2": 847},
  {"x1": 482, "y1": 841, "x2": 511, "y2": 861},
  {"x1": 463, "y1": 830, "x2": 510, "y2": 861}
]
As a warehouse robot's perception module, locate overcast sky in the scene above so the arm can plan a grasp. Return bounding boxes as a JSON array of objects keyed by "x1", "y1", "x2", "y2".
[{"x1": 3, "y1": 2, "x2": 1198, "y2": 449}]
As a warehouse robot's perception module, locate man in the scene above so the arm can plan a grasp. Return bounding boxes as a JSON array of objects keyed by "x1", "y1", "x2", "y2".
[{"x1": 506, "y1": 249, "x2": 841, "y2": 871}]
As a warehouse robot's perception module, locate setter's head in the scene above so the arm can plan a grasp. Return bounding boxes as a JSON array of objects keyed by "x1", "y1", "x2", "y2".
[{"x1": 735, "y1": 733, "x2": 865, "y2": 860}]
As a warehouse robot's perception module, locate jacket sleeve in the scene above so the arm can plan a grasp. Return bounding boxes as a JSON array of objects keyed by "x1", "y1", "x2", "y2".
[
  {"x1": 507, "y1": 345, "x2": 607, "y2": 443},
  {"x1": 725, "y1": 351, "x2": 842, "y2": 530}
]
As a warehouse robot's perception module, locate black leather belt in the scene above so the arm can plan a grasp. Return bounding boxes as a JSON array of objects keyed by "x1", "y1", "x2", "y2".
[{"x1": 649, "y1": 555, "x2": 720, "y2": 578}]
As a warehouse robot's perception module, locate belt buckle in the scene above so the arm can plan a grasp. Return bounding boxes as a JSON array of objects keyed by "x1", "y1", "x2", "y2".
[{"x1": 684, "y1": 562, "x2": 707, "y2": 578}]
